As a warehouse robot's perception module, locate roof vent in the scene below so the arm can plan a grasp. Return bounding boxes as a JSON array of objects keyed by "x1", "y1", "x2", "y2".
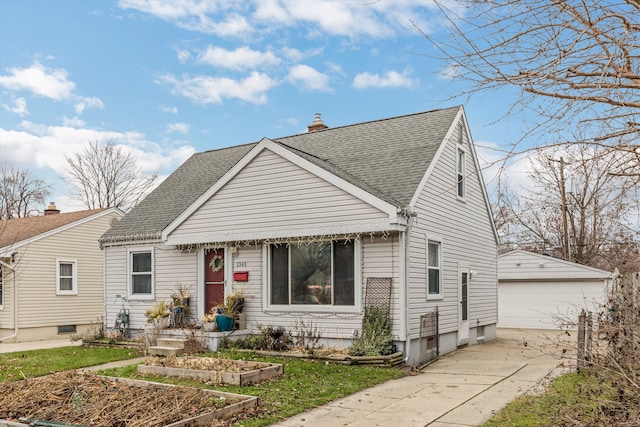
[
  {"x1": 307, "y1": 113, "x2": 328, "y2": 132},
  {"x1": 44, "y1": 202, "x2": 60, "y2": 215}
]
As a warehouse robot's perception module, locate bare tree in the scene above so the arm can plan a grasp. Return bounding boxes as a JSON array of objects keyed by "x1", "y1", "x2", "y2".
[
  {"x1": 0, "y1": 164, "x2": 50, "y2": 219},
  {"x1": 494, "y1": 145, "x2": 638, "y2": 270},
  {"x1": 423, "y1": 1, "x2": 640, "y2": 175},
  {"x1": 65, "y1": 140, "x2": 158, "y2": 212}
]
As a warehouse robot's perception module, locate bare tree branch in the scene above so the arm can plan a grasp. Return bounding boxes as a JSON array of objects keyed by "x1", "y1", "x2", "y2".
[
  {"x1": 0, "y1": 164, "x2": 50, "y2": 220},
  {"x1": 65, "y1": 140, "x2": 158, "y2": 212}
]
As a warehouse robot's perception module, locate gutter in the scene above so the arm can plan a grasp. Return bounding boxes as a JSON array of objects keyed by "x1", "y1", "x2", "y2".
[
  {"x1": 402, "y1": 210, "x2": 417, "y2": 364},
  {"x1": 0, "y1": 259, "x2": 18, "y2": 342}
]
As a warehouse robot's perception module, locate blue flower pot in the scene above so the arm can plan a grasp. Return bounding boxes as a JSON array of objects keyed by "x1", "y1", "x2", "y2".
[{"x1": 216, "y1": 314, "x2": 234, "y2": 331}]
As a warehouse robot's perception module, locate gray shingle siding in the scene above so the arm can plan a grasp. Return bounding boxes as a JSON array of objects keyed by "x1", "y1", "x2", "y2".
[{"x1": 100, "y1": 106, "x2": 460, "y2": 244}]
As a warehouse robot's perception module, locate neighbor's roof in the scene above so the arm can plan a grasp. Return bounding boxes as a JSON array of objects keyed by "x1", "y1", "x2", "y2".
[
  {"x1": 101, "y1": 106, "x2": 462, "y2": 243},
  {"x1": 0, "y1": 208, "x2": 109, "y2": 249}
]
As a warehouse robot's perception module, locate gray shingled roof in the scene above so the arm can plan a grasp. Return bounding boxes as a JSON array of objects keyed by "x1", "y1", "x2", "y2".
[{"x1": 101, "y1": 106, "x2": 461, "y2": 243}]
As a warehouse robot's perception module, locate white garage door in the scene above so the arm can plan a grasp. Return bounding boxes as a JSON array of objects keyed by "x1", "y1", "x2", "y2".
[{"x1": 498, "y1": 280, "x2": 608, "y2": 329}]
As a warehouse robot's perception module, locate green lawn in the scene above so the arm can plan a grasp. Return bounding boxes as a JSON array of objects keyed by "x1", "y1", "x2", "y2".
[
  {"x1": 482, "y1": 372, "x2": 631, "y2": 427},
  {"x1": 0, "y1": 345, "x2": 140, "y2": 381}
]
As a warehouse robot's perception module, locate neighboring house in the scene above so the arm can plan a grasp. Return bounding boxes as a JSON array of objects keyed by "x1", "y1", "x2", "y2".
[
  {"x1": 498, "y1": 250, "x2": 613, "y2": 329},
  {"x1": 0, "y1": 203, "x2": 124, "y2": 343},
  {"x1": 100, "y1": 107, "x2": 499, "y2": 365}
]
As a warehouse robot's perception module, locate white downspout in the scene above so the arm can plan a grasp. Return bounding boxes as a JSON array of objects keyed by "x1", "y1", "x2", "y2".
[
  {"x1": 403, "y1": 214, "x2": 415, "y2": 364},
  {"x1": 0, "y1": 259, "x2": 18, "y2": 342}
]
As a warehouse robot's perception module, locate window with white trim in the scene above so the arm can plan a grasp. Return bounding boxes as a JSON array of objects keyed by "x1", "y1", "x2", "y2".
[
  {"x1": 457, "y1": 147, "x2": 466, "y2": 199},
  {"x1": 427, "y1": 240, "x2": 442, "y2": 298},
  {"x1": 129, "y1": 249, "x2": 153, "y2": 297},
  {"x1": 270, "y1": 240, "x2": 355, "y2": 307},
  {"x1": 56, "y1": 259, "x2": 77, "y2": 295}
]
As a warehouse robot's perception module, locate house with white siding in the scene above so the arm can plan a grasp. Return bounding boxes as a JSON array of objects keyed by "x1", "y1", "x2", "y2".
[
  {"x1": 0, "y1": 204, "x2": 124, "y2": 343},
  {"x1": 498, "y1": 250, "x2": 613, "y2": 329},
  {"x1": 100, "y1": 107, "x2": 499, "y2": 365}
]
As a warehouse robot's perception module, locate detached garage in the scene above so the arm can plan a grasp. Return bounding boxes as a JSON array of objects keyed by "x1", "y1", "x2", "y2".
[{"x1": 498, "y1": 250, "x2": 612, "y2": 329}]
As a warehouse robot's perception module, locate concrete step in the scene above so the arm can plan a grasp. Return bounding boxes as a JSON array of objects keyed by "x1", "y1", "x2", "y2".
[
  {"x1": 156, "y1": 338, "x2": 186, "y2": 349},
  {"x1": 148, "y1": 345, "x2": 184, "y2": 357}
]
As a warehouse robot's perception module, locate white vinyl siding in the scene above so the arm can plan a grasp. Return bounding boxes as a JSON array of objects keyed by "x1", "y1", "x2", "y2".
[
  {"x1": 407, "y1": 116, "x2": 498, "y2": 337},
  {"x1": 104, "y1": 244, "x2": 198, "y2": 330},
  {"x1": 0, "y1": 266, "x2": 3, "y2": 309},
  {"x1": 1, "y1": 210, "x2": 122, "y2": 331},
  {"x1": 168, "y1": 149, "x2": 389, "y2": 243},
  {"x1": 56, "y1": 259, "x2": 77, "y2": 295}
]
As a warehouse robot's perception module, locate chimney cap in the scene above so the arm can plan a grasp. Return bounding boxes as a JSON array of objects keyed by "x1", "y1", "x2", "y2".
[
  {"x1": 307, "y1": 113, "x2": 328, "y2": 132},
  {"x1": 44, "y1": 202, "x2": 60, "y2": 215}
]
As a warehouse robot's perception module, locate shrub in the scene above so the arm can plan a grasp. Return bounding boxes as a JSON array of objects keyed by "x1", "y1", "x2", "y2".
[
  {"x1": 219, "y1": 325, "x2": 293, "y2": 352},
  {"x1": 349, "y1": 306, "x2": 394, "y2": 356}
]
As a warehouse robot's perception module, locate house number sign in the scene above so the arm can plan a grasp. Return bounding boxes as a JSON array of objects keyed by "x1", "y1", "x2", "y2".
[{"x1": 236, "y1": 262, "x2": 247, "y2": 268}]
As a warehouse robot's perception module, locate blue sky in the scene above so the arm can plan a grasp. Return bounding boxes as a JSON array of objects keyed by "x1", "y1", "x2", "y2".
[{"x1": 0, "y1": 0, "x2": 524, "y2": 212}]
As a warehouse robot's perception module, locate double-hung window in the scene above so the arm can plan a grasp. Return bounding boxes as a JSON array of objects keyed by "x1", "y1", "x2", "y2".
[
  {"x1": 427, "y1": 240, "x2": 442, "y2": 299},
  {"x1": 130, "y1": 249, "x2": 153, "y2": 297},
  {"x1": 270, "y1": 240, "x2": 355, "y2": 307},
  {"x1": 56, "y1": 259, "x2": 77, "y2": 295}
]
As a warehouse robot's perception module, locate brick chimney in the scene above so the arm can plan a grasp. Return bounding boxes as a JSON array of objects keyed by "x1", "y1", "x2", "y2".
[
  {"x1": 44, "y1": 202, "x2": 60, "y2": 215},
  {"x1": 307, "y1": 113, "x2": 328, "y2": 132}
]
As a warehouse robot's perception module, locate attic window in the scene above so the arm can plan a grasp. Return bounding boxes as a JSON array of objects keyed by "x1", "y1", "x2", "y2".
[
  {"x1": 269, "y1": 240, "x2": 356, "y2": 307},
  {"x1": 457, "y1": 147, "x2": 466, "y2": 199}
]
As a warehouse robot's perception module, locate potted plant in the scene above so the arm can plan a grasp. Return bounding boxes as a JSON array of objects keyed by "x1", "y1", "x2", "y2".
[
  {"x1": 224, "y1": 290, "x2": 245, "y2": 316},
  {"x1": 171, "y1": 282, "x2": 192, "y2": 310},
  {"x1": 200, "y1": 310, "x2": 218, "y2": 332},
  {"x1": 145, "y1": 299, "x2": 171, "y2": 329}
]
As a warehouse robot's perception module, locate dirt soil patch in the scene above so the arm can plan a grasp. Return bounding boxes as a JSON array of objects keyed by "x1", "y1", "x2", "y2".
[
  {"x1": 0, "y1": 370, "x2": 257, "y2": 426},
  {"x1": 139, "y1": 356, "x2": 284, "y2": 385}
]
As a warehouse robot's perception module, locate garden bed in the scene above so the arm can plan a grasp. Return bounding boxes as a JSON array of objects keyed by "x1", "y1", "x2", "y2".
[
  {"x1": 138, "y1": 356, "x2": 284, "y2": 385},
  {"x1": 239, "y1": 349, "x2": 405, "y2": 367},
  {"x1": 0, "y1": 371, "x2": 258, "y2": 426}
]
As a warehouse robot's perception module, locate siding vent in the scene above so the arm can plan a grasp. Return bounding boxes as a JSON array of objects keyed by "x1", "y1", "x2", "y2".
[{"x1": 58, "y1": 325, "x2": 77, "y2": 334}]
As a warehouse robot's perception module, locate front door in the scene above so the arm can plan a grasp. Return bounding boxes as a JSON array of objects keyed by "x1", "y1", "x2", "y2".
[
  {"x1": 458, "y1": 264, "x2": 470, "y2": 346},
  {"x1": 204, "y1": 249, "x2": 225, "y2": 314}
]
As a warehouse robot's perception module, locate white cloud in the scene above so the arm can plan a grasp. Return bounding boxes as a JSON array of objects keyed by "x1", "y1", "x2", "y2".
[
  {"x1": 166, "y1": 122, "x2": 190, "y2": 134},
  {"x1": 352, "y1": 69, "x2": 418, "y2": 89},
  {"x1": 287, "y1": 64, "x2": 331, "y2": 92},
  {"x1": 159, "y1": 105, "x2": 179, "y2": 114},
  {"x1": 74, "y1": 96, "x2": 105, "y2": 114},
  {"x1": 2, "y1": 97, "x2": 28, "y2": 116},
  {"x1": 0, "y1": 61, "x2": 75, "y2": 100},
  {"x1": 198, "y1": 46, "x2": 280, "y2": 70},
  {"x1": 177, "y1": 49, "x2": 192, "y2": 63},
  {"x1": 62, "y1": 116, "x2": 86, "y2": 127},
  {"x1": 157, "y1": 71, "x2": 277, "y2": 105},
  {"x1": 119, "y1": 0, "x2": 439, "y2": 39},
  {"x1": 0, "y1": 123, "x2": 196, "y2": 211},
  {"x1": 439, "y1": 64, "x2": 460, "y2": 80},
  {"x1": 280, "y1": 46, "x2": 324, "y2": 62}
]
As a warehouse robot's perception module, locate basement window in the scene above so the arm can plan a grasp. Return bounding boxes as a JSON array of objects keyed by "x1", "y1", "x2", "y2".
[{"x1": 58, "y1": 325, "x2": 77, "y2": 334}]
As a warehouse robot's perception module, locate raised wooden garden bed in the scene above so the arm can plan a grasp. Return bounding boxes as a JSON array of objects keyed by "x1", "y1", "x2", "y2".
[
  {"x1": 138, "y1": 356, "x2": 284, "y2": 385},
  {"x1": 0, "y1": 371, "x2": 258, "y2": 426},
  {"x1": 239, "y1": 350, "x2": 405, "y2": 367}
]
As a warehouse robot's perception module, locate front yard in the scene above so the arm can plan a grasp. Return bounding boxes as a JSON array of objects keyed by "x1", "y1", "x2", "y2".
[{"x1": 0, "y1": 345, "x2": 405, "y2": 426}]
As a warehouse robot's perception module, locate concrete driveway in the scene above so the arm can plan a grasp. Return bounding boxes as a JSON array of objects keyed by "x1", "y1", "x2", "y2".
[{"x1": 273, "y1": 328, "x2": 576, "y2": 427}]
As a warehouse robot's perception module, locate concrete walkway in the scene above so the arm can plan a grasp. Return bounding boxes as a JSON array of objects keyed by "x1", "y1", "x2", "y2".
[
  {"x1": 0, "y1": 329, "x2": 576, "y2": 427},
  {"x1": 273, "y1": 329, "x2": 576, "y2": 427}
]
